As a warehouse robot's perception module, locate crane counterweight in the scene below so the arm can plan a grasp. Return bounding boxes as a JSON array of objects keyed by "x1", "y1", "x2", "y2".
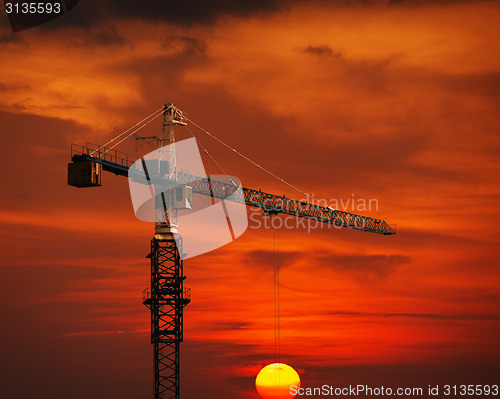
[{"x1": 67, "y1": 159, "x2": 102, "y2": 187}]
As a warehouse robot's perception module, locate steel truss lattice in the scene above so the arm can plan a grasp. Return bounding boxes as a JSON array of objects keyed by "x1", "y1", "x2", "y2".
[{"x1": 144, "y1": 238, "x2": 190, "y2": 399}]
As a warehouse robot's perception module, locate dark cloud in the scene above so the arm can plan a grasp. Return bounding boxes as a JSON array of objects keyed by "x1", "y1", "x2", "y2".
[
  {"x1": 86, "y1": 24, "x2": 125, "y2": 46},
  {"x1": 102, "y1": 0, "x2": 288, "y2": 24},
  {"x1": 316, "y1": 253, "x2": 411, "y2": 276},
  {"x1": 303, "y1": 45, "x2": 344, "y2": 59},
  {"x1": 201, "y1": 320, "x2": 250, "y2": 331},
  {"x1": 67, "y1": 25, "x2": 124, "y2": 47},
  {"x1": 160, "y1": 36, "x2": 207, "y2": 57},
  {"x1": 0, "y1": 31, "x2": 22, "y2": 44},
  {"x1": 0, "y1": 261, "x2": 150, "y2": 399},
  {"x1": 0, "y1": 264, "x2": 116, "y2": 292},
  {"x1": 241, "y1": 248, "x2": 410, "y2": 276},
  {"x1": 327, "y1": 310, "x2": 500, "y2": 321},
  {"x1": 300, "y1": 361, "x2": 500, "y2": 397},
  {"x1": 388, "y1": 0, "x2": 498, "y2": 5},
  {"x1": 42, "y1": 0, "x2": 295, "y2": 29},
  {"x1": 242, "y1": 249, "x2": 304, "y2": 270},
  {"x1": 15, "y1": 0, "x2": 497, "y2": 31},
  {"x1": 0, "y1": 81, "x2": 29, "y2": 91}
]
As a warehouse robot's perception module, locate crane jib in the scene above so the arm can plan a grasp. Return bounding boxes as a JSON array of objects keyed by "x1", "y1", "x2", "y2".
[{"x1": 70, "y1": 143, "x2": 396, "y2": 236}]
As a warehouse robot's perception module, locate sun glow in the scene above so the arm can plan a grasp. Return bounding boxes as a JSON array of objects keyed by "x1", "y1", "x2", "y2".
[{"x1": 255, "y1": 363, "x2": 301, "y2": 399}]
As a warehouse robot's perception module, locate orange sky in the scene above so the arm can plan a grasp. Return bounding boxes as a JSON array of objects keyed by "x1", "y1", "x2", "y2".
[{"x1": 1, "y1": 1, "x2": 499, "y2": 398}]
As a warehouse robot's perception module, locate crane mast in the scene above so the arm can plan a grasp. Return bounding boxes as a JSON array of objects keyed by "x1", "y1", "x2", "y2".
[
  {"x1": 143, "y1": 104, "x2": 189, "y2": 399},
  {"x1": 67, "y1": 104, "x2": 396, "y2": 399}
]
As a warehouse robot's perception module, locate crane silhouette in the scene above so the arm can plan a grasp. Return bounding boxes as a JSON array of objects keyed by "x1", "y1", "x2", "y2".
[{"x1": 68, "y1": 103, "x2": 395, "y2": 399}]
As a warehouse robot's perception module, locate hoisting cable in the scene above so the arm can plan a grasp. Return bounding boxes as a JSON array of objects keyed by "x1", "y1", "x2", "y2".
[
  {"x1": 98, "y1": 106, "x2": 164, "y2": 150},
  {"x1": 184, "y1": 116, "x2": 335, "y2": 211},
  {"x1": 277, "y1": 227, "x2": 280, "y2": 368},
  {"x1": 274, "y1": 227, "x2": 277, "y2": 366},
  {"x1": 184, "y1": 125, "x2": 238, "y2": 187},
  {"x1": 105, "y1": 109, "x2": 165, "y2": 152},
  {"x1": 274, "y1": 225, "x2": 281, "y2": 393}
]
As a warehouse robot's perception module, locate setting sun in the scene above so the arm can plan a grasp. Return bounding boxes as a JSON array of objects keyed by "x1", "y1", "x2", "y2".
[{"x1": 255, "y1": 363, "x2": 301, "y2": 399}]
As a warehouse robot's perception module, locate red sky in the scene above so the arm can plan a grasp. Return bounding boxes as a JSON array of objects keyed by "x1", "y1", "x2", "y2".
[{"x1": 1, "y1": 1, "x2": 499, "y2": 398}]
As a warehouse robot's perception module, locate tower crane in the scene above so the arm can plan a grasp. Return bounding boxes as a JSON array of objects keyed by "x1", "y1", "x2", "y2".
[{"x1": 67, "y1": 103, "x2": 395, "y2": 399}]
